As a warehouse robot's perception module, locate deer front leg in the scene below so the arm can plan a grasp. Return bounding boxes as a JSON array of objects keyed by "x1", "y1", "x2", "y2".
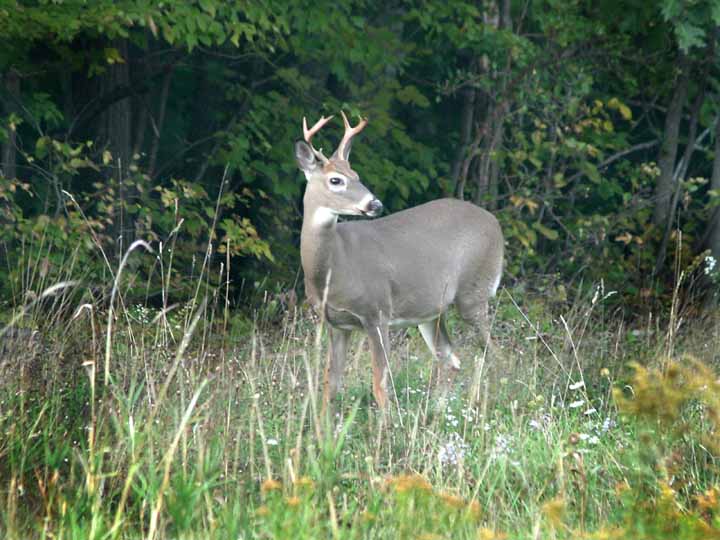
[
  {"x1": 366, "y1": 323, "x2": 390, "y2": 408},
  {"x1": 324, "y1": 326, "x2": 351, "y2": 408}
]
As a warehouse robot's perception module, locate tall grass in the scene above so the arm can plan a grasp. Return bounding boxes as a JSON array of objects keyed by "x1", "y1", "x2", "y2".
[{"x1": 1, "y1": 232, "x2": 720, "y2": 539}]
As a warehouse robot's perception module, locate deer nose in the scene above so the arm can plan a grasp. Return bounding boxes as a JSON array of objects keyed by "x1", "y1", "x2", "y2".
[{"x1": 367, "y1": 198, "x2": 383, "y2": 216}]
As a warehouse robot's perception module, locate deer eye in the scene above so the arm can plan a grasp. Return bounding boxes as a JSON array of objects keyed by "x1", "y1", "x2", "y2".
[{"x1": 328, "y1": 176, "x2": 347, "y2": 191}]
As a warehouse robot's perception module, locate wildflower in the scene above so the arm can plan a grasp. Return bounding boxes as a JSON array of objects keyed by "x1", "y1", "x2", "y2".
[
  {"x1": 584, "y1": 407, "x2": 597, "y2": 416},
  {"x1": 542, "y1": 498, "x2": 565, "y2": 527},
  {"x1": 389, "y1": 474, "x2": 432, "y2": 494},
  {"x1": 360, "y1": 510, "x2": 376, "y2": 523},
  {"x1": 255, "y1": 505, "x2": 270, "y2": 517},
  {"x1": 439, "y1": 491, "x2": 466, "y2": 510},
  {"x1": 468, "y1": 499, "x2": 482, "y2": 520},
  {"x1": 293, "y1": 476, "x2": 315, "y2": 490},
  {"x1": 568, "y1": 400, "x2": 585, "y2": 409},
  {"x1": 438, "y1": 433, "x2": 469, "y2": 466},
  {"x1": 491, "y1": 433, "x2": 513, "y2": 459},
  {"x1": 569, "y1": 381, "x2": 584, "y2": 390},
  {"x1": 266, "y1": 438, "x2": 279, "y2": 446},
  {"x1": 695, "y1": 487, "x2": 719, "y2": 512},
  {"x1": 601, "y1": 417, "x2": 616, "y2": 433},
  {"x1": 705, "y1": 255, "x2": 717, "y2": 275},
  {"x1": 478, "y1": 527, "x2": 508, "y2": 540},
  {"x1": 529, "y1": 419, "x2": 542, "y2": 430},
  {"x1": 261, "y1": 478, "x2": 282, "y2": 493},
  {"x1": 285, "y1": 496, "x2": 301, "y2": 507}
]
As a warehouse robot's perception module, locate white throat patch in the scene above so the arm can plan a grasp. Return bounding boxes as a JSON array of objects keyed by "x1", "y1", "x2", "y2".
[{"x1": 312, "y1": 207, "x2": 339, "y2": 227}]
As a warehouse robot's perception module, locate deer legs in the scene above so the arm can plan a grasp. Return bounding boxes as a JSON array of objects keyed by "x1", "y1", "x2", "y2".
[
  {"x1": 418, "y1": 316, "x2": 460, "y2": 370},
  {"x1": 324, "y1": 327, "x2": 351, "y2": 407},
  {"x1": 458, "y1": 295, "x2": 495, "y2": 402},
  {"x1": 419, "y1": 316, "x2": 459, "y2": 409},
  {"x1": 366, "y1": 323, "x2": 390, "y2": 408}
]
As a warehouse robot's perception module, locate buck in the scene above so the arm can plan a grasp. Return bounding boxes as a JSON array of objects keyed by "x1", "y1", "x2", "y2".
[{"x1": 295, "y1": 112, "x2": 504, "y2": 409}]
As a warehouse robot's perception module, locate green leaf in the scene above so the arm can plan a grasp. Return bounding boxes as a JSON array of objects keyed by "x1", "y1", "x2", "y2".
[
  {"x1": 396, "y1": 85, "x2": 430, "y2": 108},
  {"x1": 580, "y1": 162, "x2": 601, "y2": 183},
  {"x1": 533, "y1": 222, "x2": 559, "y2": 240},
  {"x1": 675, "y1": 22, "x2": 706, "y2": 52}
]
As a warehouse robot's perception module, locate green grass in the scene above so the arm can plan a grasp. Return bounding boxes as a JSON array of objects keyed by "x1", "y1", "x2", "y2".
[{"x1": 2, "y1": 264, "x2": 720, "y2": 539}]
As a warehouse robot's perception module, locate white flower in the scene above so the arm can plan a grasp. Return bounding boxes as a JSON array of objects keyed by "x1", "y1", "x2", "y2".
[
  {"x1": 583, "y1": 408, "x2": 597, "y2": 416},
  {"x1": 491, "y1": 433, "x2": 513, "y2": 459},
  {"x1": 569, "y1": 381, "x2": 585, "y2": 390},
  {"x1": 568, "y1": 400, "x2": 585, "y2": 409},
  {"x1": 529, "y1": 419, "x2": 542, "y2": 430},
  {"x1": 601, "y1": 417, "x2": 616, "y2": 433},
  {"x1": 438, "y1": 433, "x2": 469, "y2": 466},
  {"x1": 266, "y1": 438, "x2": 279, "y2": 446},
  {"x1": 705, "y1": 255, "x2": 717, "y2": 275}
]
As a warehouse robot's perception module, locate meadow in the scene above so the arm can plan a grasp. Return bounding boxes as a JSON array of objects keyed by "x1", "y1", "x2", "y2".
[{"x1": 1, "y1": 240, "x2": 720, "y2": 540}]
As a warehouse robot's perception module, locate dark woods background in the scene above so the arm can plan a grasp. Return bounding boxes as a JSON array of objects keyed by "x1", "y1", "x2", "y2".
[{"x1": 1, "y1": 0, "x2": 719, "y2": 316}]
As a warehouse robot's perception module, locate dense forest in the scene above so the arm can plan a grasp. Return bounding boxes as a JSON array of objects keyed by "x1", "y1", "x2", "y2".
[{"x1": 1, "y1": 0, "x2": 719, "y2": 312}]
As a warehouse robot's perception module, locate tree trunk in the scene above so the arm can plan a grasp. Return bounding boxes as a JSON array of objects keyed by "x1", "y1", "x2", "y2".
[
  {"x1": 652, "y1": 54, "x2": 690, "y2": 227},
  {"x1": 707, "y1": 117, "x2": 720, "y2": 265},
  {"x1": 148, "y1": 65, "x2": 174, "y2": 177},
  {"x1": 452, "y1": 75, "x2": 476, "y2": 199},
  {"x1": 101, "y1": 39, "x2": 133, "y2": 255},
  {"x1": 1, "y1": 69, "x2": 20, "y2": 180},
  {"x1": 653, "y1": 82, "x2": 706, "y2": 275},
  {"x1": 471, "y1": 0, "x2": 511, "y2": 208}
]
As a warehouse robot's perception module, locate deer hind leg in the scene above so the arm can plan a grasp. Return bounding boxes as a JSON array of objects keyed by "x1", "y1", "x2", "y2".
[
  {"x1": 419, "y1": 315, "x2": 460, "y2": 370},
  {"x1": 419, "y1": 315, "x2": 459, "y2": 410},
  {"x1": 324, "y1": 327, "x2": 351, "y2": 409},
  {"x1": 457, "y1": 294, "x2": 495, "y2": 403},
  {"x1": 366, "y1": 323, "x2": 390, "y2": 409}
]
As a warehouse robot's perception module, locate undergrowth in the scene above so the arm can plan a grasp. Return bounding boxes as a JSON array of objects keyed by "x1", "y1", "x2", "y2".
[{"x1": 1, "y1": 237, "x2": 720, "y2": 539}]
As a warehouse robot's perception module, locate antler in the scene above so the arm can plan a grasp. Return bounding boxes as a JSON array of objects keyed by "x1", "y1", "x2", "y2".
[
  {"x1": 335, "y1": 110, "x2": 368, "y2": 161},
  {"x1": 303, "y1": 115, "x2": 334, "y2": 164}
]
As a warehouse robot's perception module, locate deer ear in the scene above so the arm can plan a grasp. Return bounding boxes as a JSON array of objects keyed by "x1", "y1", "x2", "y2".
[{"x1": 295, "y1": 140, "x2": 318, "y2": 174}]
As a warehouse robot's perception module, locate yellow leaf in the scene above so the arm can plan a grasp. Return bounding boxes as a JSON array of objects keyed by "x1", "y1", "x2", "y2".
[
  {"x1": 618, "y1": 103, "x2": 632, "y2": 120},
  {"x1": 615, "y1": 232, "x2": 632, "y2": 245}
]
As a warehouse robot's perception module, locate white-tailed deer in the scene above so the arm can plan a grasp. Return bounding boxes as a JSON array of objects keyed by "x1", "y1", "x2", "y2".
[{"x1": 295, "y1": 112, "x2": 504, "y2": 408}]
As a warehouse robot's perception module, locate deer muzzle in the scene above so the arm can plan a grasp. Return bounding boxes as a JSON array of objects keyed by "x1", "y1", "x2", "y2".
[{"x1": 365, "y1": 198, "x2": 383, "y2": 217}]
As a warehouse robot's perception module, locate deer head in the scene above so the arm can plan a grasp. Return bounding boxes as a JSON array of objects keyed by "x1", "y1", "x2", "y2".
[{"x1": 294, "y1": 111, "x2": 383, "y2": 219}]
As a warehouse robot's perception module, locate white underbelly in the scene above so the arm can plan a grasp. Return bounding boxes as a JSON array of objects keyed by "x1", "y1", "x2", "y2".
[{"x1": 388, "y1": 316, "x2": 437, "y2": 328}]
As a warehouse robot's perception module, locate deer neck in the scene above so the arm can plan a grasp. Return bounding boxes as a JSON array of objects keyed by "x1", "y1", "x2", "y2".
[{"x1": 300, "y1": 194, "x2": 341, "y2": 307}]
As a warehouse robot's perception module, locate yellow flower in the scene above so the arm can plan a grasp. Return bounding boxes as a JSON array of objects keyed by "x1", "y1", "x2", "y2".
[
  {"x1": 255, "y1": 505, "x2": 270, "y2": 517},
  {"x1": 360, "y1": 510, "x2": 376, "y2": 523},
  {"x1": 439, "y1": 491, "x2": 466, "y2": 510},
  {"x1": 293, "y1": 476, "x2": 315, "y2": 491},
  {"x1": 285, "y1": 496, "x2": 301, "y2": 507},
  {"x1": 261, "y1": 478, "x2": 282, "y2": 493},
  {"x1": 477, "y1": 527, "x2": 507, "y2": 540},
  {"x1": 467, "y1": 500, "x2": 482, "y2": 520},
  {"x1": 388, "y1": 474, "x2": 432, "y2": 494},
  {"x1": 541, "y1": 498, "x2": 565, "y2": 528},
  {"x1": 696, "y1": 487, "x2": 719, "y2": 511}
]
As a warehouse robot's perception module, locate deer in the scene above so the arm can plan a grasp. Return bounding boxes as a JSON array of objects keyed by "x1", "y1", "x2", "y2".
[{"x1": 295, "y1": 111, "x2": 504, "y2": 410}]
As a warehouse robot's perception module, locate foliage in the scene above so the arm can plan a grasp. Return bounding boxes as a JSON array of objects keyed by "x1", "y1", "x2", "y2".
[{"x1": 1, "y1": 0, "x2": 720, "y2": 308}]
